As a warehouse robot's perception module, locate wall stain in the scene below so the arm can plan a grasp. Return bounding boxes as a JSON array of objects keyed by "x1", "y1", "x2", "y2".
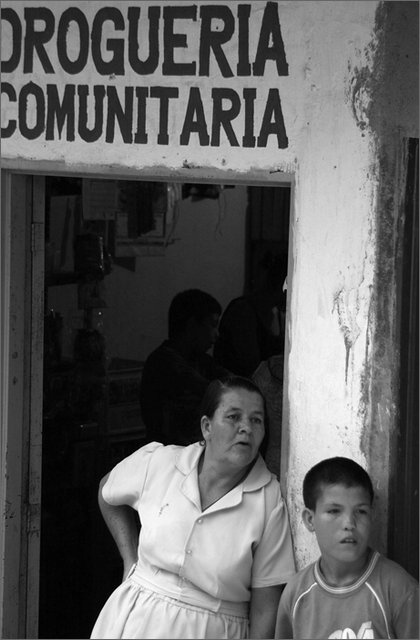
[
  {"x1": 5, "y1": 500, "x2": 15, "y2": 520},
  {"x1": 351, "y1": 0, "x2": 418, "y2": 554},
  {"x1": 332, "y1": 288, "x2": 361, "y2": 385},
  {"x1": 348, "y1": 66, "x2": 372, "y2": 132},
  {"x1": 345, "y1": 3, "x2": 386, "y2": 136}
]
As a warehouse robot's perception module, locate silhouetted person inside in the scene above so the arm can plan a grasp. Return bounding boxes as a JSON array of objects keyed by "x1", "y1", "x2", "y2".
[
  {"x1": 140, "y1": 289, "x2": 229, "y2": 446},
  {"x1": 214, "y1": 254, "x2": 287, "y2": 377}
]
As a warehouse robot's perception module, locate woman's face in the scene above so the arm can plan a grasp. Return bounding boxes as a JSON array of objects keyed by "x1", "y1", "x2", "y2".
[{"x1": 201, "y1": 388, "x2": 265, "y2": 468}]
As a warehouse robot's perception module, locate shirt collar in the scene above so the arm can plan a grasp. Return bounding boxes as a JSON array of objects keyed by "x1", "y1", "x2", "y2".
[
  {"x1": 175, "y1": 443, "x2": 273, "y2": 492},
  {"x1": 314, "y1": 549, "x2": 380, "y2": 594}
]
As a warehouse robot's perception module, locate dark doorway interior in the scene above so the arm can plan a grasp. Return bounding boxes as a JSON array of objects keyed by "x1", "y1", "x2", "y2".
[
  {"x1": 388, "y1": 138, "x2": 419, "y2": 580},
  {"x1": 38, "y1": 177, "x2": 291, "y2": 638}
]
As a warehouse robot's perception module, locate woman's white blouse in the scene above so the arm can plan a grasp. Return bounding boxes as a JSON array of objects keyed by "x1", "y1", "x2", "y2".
[{"x1": 102, "y1": 442, "x2": 295, "y2": 605}]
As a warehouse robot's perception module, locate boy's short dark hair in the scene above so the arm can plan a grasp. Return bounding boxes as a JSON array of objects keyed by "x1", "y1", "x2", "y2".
[
  {"x1": 303, "y1": 456, "x2": 374, "y2": 510},
  {"x1": 168, "y1": 289, "x2": 222, "y2": 340}
]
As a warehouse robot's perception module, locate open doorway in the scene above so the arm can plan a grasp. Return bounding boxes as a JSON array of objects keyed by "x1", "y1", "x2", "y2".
[{"x1": 37, "y1": 175, "x2": 291, "y2": 638}]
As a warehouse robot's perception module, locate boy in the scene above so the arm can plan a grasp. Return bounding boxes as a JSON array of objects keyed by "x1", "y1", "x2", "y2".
[{"x1": 275, "y1": 457, "x2": 419, "y2": 639}]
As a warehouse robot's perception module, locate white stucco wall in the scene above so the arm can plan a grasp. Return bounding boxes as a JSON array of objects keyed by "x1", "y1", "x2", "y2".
[
  {"x1": 3, "y1": 1, "x2": 417, "y2": 570},
  {"x1": 1, "y1": 2, "x2": 378, "y2": 175},
  {"x1": 279, "y1": 2, "x2": 379, "y2": 567}
]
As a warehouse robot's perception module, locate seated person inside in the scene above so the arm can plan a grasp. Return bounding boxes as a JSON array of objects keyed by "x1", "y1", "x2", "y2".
[
  {"x1": 214, "y1": 253, "x2": 287, "y2": 377},
  {"x1": 140, "y1": 289, "x2": 229, "y2": 446}
]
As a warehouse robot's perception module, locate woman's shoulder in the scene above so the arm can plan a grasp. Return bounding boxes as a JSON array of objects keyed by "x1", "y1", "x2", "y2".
[
  {"x1": 103, "y1": 443, "x2": 189, "y2": 505},
  {"x1": 244, "y1": 458, "x2": 287, "y2": 522},
  {"x1": 112, "y1": 441, "x2": 179, "y2": 475},
  {"x1": 137, "y1": 441, "x2": 201, "y2": 470},
  {"x1": 136, "y1": 441, "x2": 185, "y2": 462}
]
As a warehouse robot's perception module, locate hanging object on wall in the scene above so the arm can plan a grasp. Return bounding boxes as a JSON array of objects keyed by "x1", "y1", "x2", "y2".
[
  {"x1": 75, "y1": 232, "x2": 112, "y2": 325},
  {"x1": 47, "y1": 194, "x2": 81, "y2": 274},
  {"x1": 165, "y1": 182, "x2": 183, "y2": 246},
  {"x1": 182, "y1": 184, "x2": 221, "y2": 201},
  {"x1": 74, "y1": 233, "x2": 111, "y2": 280},
  {"x1": 114, "y1": 180, "x2": 169, "y2": 257},
  {"x1": 117, "y1": 180, "x2": 157, "y2": 236}
]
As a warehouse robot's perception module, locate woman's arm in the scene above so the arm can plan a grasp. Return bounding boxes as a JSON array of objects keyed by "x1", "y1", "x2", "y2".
[
  {"x1": 249, "y1": 585, "x2": 285, "y2": 639},
  {"x1": 98, "y1": 473, "x2": 139, "y2": 579}
]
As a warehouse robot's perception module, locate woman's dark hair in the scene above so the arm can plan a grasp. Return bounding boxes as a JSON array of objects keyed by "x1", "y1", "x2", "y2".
[
  {"x1": 199, "y1": 376, "x2": 269, "y2": 455},
  {"x1": 303, "y1": 456, "x2": 374, "y2": 510},
  {"x1": 168, "y1": 289, "x2": 222, "y2": 340}
]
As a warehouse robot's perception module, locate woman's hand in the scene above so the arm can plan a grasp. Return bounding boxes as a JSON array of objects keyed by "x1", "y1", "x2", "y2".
[
  {"x1": 122, "y1": 560, "x2": 137, "y2": 582},
  {"x1": 249, "y1": 585, "x2": 285, "y2": 638}
]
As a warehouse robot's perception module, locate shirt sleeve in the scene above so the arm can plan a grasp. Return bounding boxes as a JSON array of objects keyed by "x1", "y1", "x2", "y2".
[
  {"x1": 393, "y1": 583, "x2": 419, "y2": 639},
  {"x1": 251, "y1": 494, "x2": 296, "y2": 588},
  {"x1": 274, "y1": 586, "x2": 294, "y2": 639},
  {"x1": 101, "y1": 441, "x2": 163, "y2": 509}
]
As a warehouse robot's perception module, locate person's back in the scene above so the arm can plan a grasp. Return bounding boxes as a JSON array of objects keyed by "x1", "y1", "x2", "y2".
[
  {"x1": 214, "y1": 295, "x2": 279, "y2": 377},
  {"x1": 140, "y1": 341, "x2": 224, "y2": 445},
  {"x1": 140, "y1": 289, "x2": 228, "y2": 445},
  {"x1": 214, "y1": 254, "x2": 287, "y2": 377},
  {"x1": 275, "y1": 457, "x2": 419, "y2": 639}
]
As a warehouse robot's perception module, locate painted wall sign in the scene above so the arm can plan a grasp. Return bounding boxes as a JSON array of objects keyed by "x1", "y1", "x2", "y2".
[{"x1": 1, "y1": 1, "x2": 290, "y2": 167}]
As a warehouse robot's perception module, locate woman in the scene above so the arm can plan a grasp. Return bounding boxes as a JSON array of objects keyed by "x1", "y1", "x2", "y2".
[{"x1": 91, "y1": 376, "x2": 295, "y2": 639}]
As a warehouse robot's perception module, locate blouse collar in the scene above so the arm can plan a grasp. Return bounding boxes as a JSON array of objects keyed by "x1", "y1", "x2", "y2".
[{"x1": 175, "y1": 442, "x2": 273, "y2": 493}]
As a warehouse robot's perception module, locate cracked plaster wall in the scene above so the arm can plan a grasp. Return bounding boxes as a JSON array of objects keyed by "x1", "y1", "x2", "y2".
[
  {"x1": 2, "y1": 1, "x2": 418, "y2": 569},
  {"x1": 282, "y1": 1, "x2": 418, "y2": 568}
]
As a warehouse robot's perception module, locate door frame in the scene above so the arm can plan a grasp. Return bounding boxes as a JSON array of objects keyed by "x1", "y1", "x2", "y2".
[
  {"x1": 0, "y1": 171, "x2": 45, "y2": 638},
  {"x1": 0, "y1": 169, "x2": 294, "y2": 638},
  {"x1": 26, "y1": 176, "x2": 45, "y2": 636},
  {"x1": 388, "y1": 137, "x2": 419, "y2": 578}
]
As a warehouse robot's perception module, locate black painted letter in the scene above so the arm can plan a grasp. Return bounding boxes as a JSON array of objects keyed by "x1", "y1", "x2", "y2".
[
  {"x1": 106, "y1": 86, "x2": 134, "y2": 143},
  {"x1": 46, "y1": 84, "x2": 75, "y2": 140},
  {"x1": 257, "y1": 88, "x2": 288, "y2": 148},
  {"x1": 128, "y1": 6, "x2": 160, "y2": 75},
  {"x1": 19, "y1": 82, "x2": 45, "y2": 139},
  {"x1": 1, "y1": 83, "x2": 17, "y2": 137},
  {"x1": 150, "y1": 86, "x2": 179, "y2": 144},
  {"x1": 211, "y1": 88, "x2": 240, "y2": 146},
  {"x1": 57, "y1": 9, "x2": 89, "y2": 74},
  {"x1": 1, "y1": 9, "x2": 22, "y2": 73},
  {"x1": 163, "y1": 5, "x2": 197, "y2": 75},
  {"x1": 78, "y1": 85, "x2": 105, "y2": 142},
  {"x1": 253, "y1": 2, "x2": 288, "y2": 76},
  {"x1": 180, "y1": 87, "x2": 209, "y2": 146},
  {"x1": 199, "y1": 6, "x2": 234, "y2": 78},
  {"x1": 23, "y1": 7, "x2": 55, "y2": 73},
  {"x1": 92, "y1": 8, "x2": 125, "y2": 76}
]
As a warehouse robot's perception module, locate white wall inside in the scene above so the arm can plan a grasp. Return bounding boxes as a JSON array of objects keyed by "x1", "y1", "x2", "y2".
[
  {"x1": 104, "y1": 185, "x2": 248, "y2": 361},
  {"x1": 48, "y1": 185, "x2": 248, "y2": 362}
]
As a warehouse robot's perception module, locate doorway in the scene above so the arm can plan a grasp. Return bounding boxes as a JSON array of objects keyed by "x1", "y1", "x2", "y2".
[
  {"x1": 36, "y1": 175, "x2": 292, "y2": 638},
  {"x1": 388, "y1": 138, "x2": 419, "y2": 580}
]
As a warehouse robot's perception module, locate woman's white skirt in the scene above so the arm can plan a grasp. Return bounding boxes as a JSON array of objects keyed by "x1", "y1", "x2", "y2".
[{"x1": 91, "y1": 575, "x2": 249, "y2": 639}]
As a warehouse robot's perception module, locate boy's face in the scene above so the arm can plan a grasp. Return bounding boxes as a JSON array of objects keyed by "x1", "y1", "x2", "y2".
[{"x1": 302, "y1": 483, "x2": 372, "y2": 571}]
